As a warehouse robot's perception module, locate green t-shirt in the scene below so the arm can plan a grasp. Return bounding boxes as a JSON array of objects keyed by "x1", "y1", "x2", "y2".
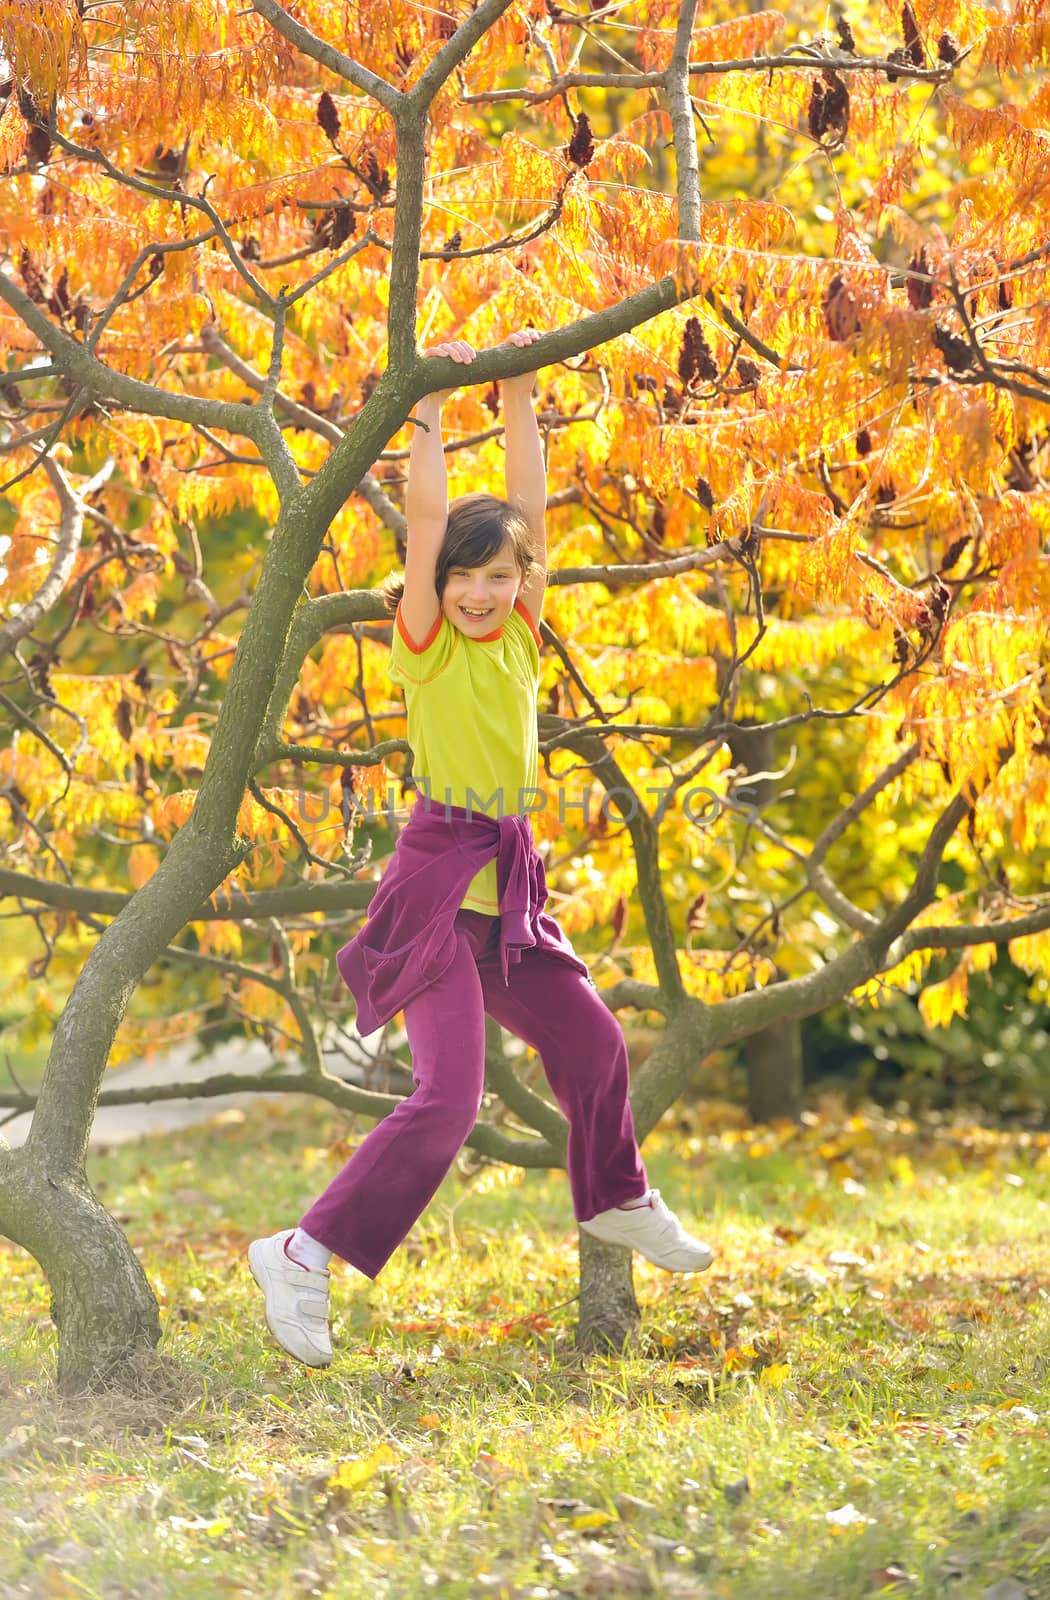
[{"x1": 389, "y1": 598, "x2": 542, "y2": 914}]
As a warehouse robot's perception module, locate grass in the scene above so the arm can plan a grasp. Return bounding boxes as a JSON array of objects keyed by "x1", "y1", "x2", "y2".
[{"x1": 2, "y1": 1095, "x2": 1050, "y2": 1599}]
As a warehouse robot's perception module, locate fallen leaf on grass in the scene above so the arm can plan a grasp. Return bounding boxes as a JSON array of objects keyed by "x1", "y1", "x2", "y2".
[
  {"x1": 572, "y1": 1509, "x2": 618, "y2": 1531},
  {"x1": 327, "y1": 1443, "x2": 397, "y2": 1491}
]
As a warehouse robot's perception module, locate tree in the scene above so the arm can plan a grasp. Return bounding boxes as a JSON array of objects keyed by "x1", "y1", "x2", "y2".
[{"x1": 1, "y1": 0, "x2": 1048, "y2": 1387}]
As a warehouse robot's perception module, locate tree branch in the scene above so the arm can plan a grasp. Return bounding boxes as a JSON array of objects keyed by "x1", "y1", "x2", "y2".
[
  {"x1": 556, "y1": 727, "x2": 685, "y2": 1008},
  {"x1": 198, "y1": 321, "x2": 405, "y2": 536},
  {"x1": 0, "y1": 1069, "x2": 559, "y2": 1165},
  {"x1": 887, "y1": 902, "x2": 1050, "y2": 963},
  {"x1": 667, "y1": 0, "x2": 701, "y2": 243},
  {"x1": 249, "y1": 0, "x2": 401, "y2": 109},
  {"x1": 406, "y1": 0, "x2": 518, "y2": 108},
  {"x1": 0, "y1": 455, "x2": 83, "y2": 659},
  {"x1": 462, "y1": 53, "x2": 955, "y2": 106},
  {"x1": 483, "y1": 1019, "x2": 567, "y2": 1152},
  {"x1": 0, "y1": 271, "x2": 262, "y2": 437},
  {"x1": 303, "y1": 275, "x2": 700, "y2": 530},
  {"x1": 799, "y1": 742, "x2": 923, "y2": 934},
  {"x1": 0, "y1": 868, "x2": 375, "y2": 921},
  {"x1": 254, "y1": 588, "x2": 389, "y2": 762},
  {"x1": 50, "y1": 128, "x2": 278, "y2": 310},
  {"x1": 549, "y1": 541, "x2": 748, "y2": 587}
]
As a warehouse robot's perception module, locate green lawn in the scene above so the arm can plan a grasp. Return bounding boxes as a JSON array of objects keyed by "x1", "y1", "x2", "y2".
[{"x1": 2, "y1": 1097, "x2": 1049, "y2": 1598}]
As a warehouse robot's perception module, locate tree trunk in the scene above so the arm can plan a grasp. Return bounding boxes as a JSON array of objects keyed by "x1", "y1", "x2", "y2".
[
  {"x1": 744, "y1": 1016, "x2": 804, "y2": 1123},
  {"x1": 0, "y1": 377, "x2": 417, "y2": 1393},
  {"x1": 0, "y1": 1142, "x2": 161, "y2": 1393},
  {"x1": 575, "y1": 1230, "x2": 640, "y2": 1353}
]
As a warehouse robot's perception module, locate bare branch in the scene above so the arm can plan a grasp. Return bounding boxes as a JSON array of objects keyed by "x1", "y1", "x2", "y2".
[
  {"x1": 0, "y1": 690, "x2": 73, "y2": 788},
  {"x1": 483, "y1": 1020, "x2": 567, "y2": 1151},
  {"x1": 255, "y1": 589, "x2": 389, "y2": 762},
  {"x1": 50, "y1": 128, "x2": 278, "y2": 309},
  {"x1": 86, "y1": 235, "x2": 214, "y2": 353},
  {"x1": 264, "y1": 739, "x2": 409, "y2": 769},
  {"x1": 0, "y1": 456, "x2": 83, "y2": 659},
  {"x1": 549, "y1": 541, "x2": 749, "y2": 587},
  {"x1": 0, "y1": 1067, "x2": 559, "y2": 1164},
  {"x1": 280, "y1": 230, "x2": 381, "y2": 307},
  {"x1": 462, "y1": 52, "x2": 955, "y2": 105}
]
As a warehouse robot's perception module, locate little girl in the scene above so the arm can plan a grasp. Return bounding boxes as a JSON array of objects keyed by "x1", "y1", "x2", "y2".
[{"x1": 249, "y1": 329, "x2": 714, "y2": 1366}]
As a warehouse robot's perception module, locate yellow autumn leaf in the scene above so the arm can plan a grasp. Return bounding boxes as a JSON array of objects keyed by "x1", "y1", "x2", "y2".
[
  {"x1": 571, "y1": 1510, "x2": 617, "y2": 1530},
  {"x1": 758, "y1": 1362, "x2": 792, "y2": 1389},
  {"x1": 327, "y1": 1443, "x2": 397, "y2": 1491}
]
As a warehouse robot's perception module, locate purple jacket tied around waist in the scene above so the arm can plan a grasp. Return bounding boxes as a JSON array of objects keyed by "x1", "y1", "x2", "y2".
[{"x1": 337, "y1": 796, "x2": 590, "y2": 1035}]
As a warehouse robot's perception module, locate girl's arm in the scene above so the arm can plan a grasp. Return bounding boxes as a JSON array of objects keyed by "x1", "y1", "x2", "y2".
[
  {"x1": 500, "y1": 329, "x2": 547, "y2": 628},
  {"x1": 401, "y1": 340, "x2": 476, "y2": 645}
]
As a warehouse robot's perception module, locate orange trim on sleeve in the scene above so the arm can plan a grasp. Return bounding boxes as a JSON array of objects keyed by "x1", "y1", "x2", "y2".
[
  {"x1": 396, "y1": 602, "x2": 443, "y2": 654},
  {"x1": 513, "y1": 596, "x2": 543, "y2": 651}
]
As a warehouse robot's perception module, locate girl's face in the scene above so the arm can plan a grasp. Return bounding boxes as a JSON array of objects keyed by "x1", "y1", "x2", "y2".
[{"x1": 441, "y1": 543, "x2": 521, "y2": 636}]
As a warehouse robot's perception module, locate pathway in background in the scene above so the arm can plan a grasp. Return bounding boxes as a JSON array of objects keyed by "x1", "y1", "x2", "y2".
[{"x1": 0, "y1": 1039, "x2": 301, "y2": 1150}]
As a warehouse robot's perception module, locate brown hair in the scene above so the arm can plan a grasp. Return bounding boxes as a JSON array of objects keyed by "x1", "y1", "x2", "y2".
[{"x1": 381, "y1": 493, "x2": 541, "y2": 615}]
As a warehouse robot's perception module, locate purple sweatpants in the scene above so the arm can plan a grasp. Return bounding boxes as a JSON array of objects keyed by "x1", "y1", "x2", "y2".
[{"x1": 299, "y1": 909, "x2": 648, "y2": 1278}]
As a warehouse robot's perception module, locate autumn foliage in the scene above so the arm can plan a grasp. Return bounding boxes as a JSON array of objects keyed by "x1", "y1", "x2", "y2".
[{"x1": 0, "y1": 0, "x2": 1048, "y2": 1074}]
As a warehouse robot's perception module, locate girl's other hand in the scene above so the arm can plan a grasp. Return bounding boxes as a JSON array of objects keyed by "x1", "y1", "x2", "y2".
[
  {"x1": 422, "y1": 340, "x2": 476, "y2": 404},
  {"x1": 496, "y1": 327, "x2": 543, "y2": 393}
]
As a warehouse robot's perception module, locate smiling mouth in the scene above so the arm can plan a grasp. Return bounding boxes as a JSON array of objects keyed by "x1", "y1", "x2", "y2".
[{"x1": 460, "y1": 606, "x2": 492, "y2": 618}]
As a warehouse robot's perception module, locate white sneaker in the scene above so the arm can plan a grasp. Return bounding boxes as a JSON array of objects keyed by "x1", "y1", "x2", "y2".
[
  {"x1": 247, "y1": 1229, "x2": 333, "y2": 1367},
  {"x1": 579, "y1": 1188, "x2": 714, "y2": 1272}
]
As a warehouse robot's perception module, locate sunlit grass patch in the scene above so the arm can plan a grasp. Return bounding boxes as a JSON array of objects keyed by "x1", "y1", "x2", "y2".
[{"x1": 2, "y1": 1097, "x2": 1050, "y2": 1598}]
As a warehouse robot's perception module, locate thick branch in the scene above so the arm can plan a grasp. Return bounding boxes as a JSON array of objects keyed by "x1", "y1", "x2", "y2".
[
  {"x1": 0, "y1": 272, "x2": 261, "y2": 437},
  {"x1": 667, "y1": 0, "x2": 701, "y2": 243},
  {"x1": 596, "y1": 977, "x2": 668, "y2": 1015},
  {"x1": 249, "y1": 0, "x2": 401, "y2": 109},
  {"x1": 406, "y1": 0, "x2": 517, "y2": 108},
  {"x1": 304, "y1": 276, "x2": 697, "y2": 530},
  {"x1": 255, "y1": 589, "x2": 389, "y2": 761},
  {"x1": 0, "y1": 868, "x2": 374, "y2": 920},
  {"x1": 483, "y1": 1020, "x2": 567, "y2": 1151}
]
